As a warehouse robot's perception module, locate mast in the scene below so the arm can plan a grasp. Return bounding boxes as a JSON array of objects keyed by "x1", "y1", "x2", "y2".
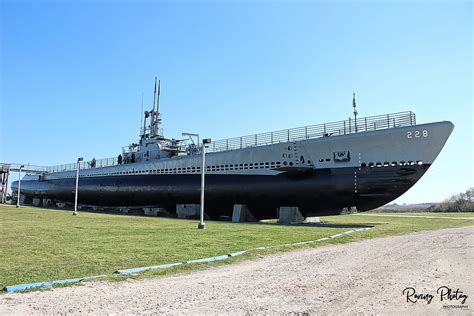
[
  {"x1": 151, "y1": 77, "x2": 158, "y2": 137},
  {"x1": 156, "y1": 79, "x2": 160, "y2": 115},
  {"x1": 140, "y1": 93, "x2": 144, "y2": 138},
  {"x1": 153, "y1": 77, "x2": 157, "y2": 112},
  {"x1": 144, "y1": 77, "x2": 162, "y2": 138},
  {"x1": 156, "y1": 79, "x2": 161, "y2": 137}
]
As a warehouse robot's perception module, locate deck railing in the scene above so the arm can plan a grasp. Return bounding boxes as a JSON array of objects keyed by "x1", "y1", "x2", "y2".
[
  {"x1": 19, "y1": 111, "x2": 415, "y2": 173},
  {"x1": 45, "y1": 157, "x2": 119, "y2": 173},
  {"x1": 208, "y1": 111, "x2": 416, "y2": 153}
]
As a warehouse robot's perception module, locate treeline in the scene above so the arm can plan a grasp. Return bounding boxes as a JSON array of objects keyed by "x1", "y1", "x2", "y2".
[{"x1": 428, "y1": 187, "x2": 474, "y2": 212}]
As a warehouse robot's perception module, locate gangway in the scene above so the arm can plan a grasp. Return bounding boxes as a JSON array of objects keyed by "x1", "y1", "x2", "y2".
[
  {"x1": 0, "y1": 163, "x2": 50, "y2": 203},
  {"x1": 0, "y1": 163, "x2": 50, "y2": 173},
  {"x1": 1, "y1": 164, "x2": 10, "y2": 203}
]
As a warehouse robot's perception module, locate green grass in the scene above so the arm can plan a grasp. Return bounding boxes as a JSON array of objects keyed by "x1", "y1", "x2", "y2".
[{"x1": 1, "y1": 204, "x2": 473, "y2": 289}]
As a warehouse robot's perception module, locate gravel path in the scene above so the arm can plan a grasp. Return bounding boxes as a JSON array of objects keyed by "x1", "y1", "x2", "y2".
[{"x1": 1, "y1": 226, "x2": 473, "y2": 315}]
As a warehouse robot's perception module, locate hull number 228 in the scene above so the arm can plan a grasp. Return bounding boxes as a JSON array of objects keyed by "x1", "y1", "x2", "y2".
[{"x1": 407, "y1": 130, "x2": 428, "y2": 138}]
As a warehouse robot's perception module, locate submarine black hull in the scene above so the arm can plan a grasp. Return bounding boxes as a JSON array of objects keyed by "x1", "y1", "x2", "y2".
[{"x1": 12, "y1": 164, "x2": 429, "y2": 219}]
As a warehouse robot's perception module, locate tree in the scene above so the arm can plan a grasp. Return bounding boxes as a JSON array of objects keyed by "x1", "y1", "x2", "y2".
[{"x1": 429, "y1": 187, "x2": 474, "y2": 212}]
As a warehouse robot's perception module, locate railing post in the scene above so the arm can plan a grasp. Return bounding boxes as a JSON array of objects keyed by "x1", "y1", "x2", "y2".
[
  {"x1": 255, "y1": 134, "x2": 257, "y2": 146},
  {"x1": 365, "y1": 118, "x2": 368, "y2": 131},
  {"x1": 349, "y1": 118, "x2": 352, "y2": 133},
  {"x1": 287, "y1": 129, "x2": 290, "y2": 142},
  {"x1": 271, "y1": 132, "x2": 273, "y2": 144},
  {"x1": 226, "y1": 139, "x2": 228, "y2": 151},
  {"x1": 374, "y1": 122, "x2": 376, "y2": 130},
  {"x1": 344, "y1": 121, "x2": 346, "y2": 134},
  {"x1": 305, "y1": 126, "x2": 308, "y2": 139},
  {"x1": 387, "y1": 114, "x2": 390, "y2": 128},
  {"x1": 240, "y1": 137, "x2": 242, "y2": 149}
]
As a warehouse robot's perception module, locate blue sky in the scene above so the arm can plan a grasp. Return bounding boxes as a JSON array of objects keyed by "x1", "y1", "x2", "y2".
[{"x1": 1, "y1": 0, "x2": 472, "y2": 203}]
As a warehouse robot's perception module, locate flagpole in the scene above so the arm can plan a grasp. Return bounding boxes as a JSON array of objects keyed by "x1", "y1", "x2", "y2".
[{"x1": 353, "y1": 93, "x2": 358, "y2": 132}]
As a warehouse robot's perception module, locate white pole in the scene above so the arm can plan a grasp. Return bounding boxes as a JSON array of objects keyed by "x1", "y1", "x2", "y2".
[
  {"x1": 74, "y1": 157, "x2": 83, "y2": 214},
  {"x1": 16, "y1": 165, "x2": 23, "y2": 208},
  {"x1": 198, "y1": 138, "x2": 211, "y2": 229}
]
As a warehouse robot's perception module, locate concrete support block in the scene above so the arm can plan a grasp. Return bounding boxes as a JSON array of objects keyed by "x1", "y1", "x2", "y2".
[
  {"x1": 176, "y1": 204, "x2": 200, "y2": 219},
  {"x1": 32, "y1": 198, "x2": 41, "y2": 207},
  {"x1": 42, "y1": 199, "x2": 53, "y2": 207},
  {"x1": 304, "y1": 217, "x2": 322, "y2": 224},
  {"x1": 22, "y1": 195, "x2": 32, "y2": 205},
  {"x1": 278, "y1": 206, "x2": 305, "y2": 225},
  {"x1": 144, "y1": 207, "x2": 167, "y2": 216},
  {"x1": 232, "y1": 204, "x2": 257, "y2": 223},
  {"x1": 119, "y1": 207, "x2": 129, "y2": 214}
]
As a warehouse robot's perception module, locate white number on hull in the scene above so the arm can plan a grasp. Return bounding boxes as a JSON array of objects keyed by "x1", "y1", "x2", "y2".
[{"x1": 407, "y1": 130, "x2": 428, "y2": 139}]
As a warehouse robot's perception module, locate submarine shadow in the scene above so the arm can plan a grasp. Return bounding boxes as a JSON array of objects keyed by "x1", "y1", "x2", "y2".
[
  {"x1": 32, "y1": 206, "x2": 377, "y2": 228},
  {"x1": 247, "y1": 221, "x2": 376, "y2": 229}
]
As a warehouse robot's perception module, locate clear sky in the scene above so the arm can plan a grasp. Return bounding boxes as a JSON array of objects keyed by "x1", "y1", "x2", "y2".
[{"x1": 1, "y1": 0, "x2": 472, "y2": 203}]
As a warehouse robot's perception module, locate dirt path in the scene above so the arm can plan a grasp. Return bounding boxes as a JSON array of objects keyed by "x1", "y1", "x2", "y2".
[{"x1": 1, "y1": 226, "x2": 473, "y2": 315}]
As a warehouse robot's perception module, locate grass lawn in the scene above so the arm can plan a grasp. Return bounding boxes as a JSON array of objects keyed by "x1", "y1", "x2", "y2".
[{"x1": 1, "y1": 204, "x2": 473, "y2": 289}]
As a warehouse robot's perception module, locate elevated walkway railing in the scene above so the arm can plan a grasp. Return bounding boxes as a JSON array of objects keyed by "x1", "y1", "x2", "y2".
[
  {"x1": 9, "y1": 111, "x2": 416, "y2": 174},
  {"x1": 0, "y1": 163, "x2": 50, "y2": 173},
  {"x1": 46, "y1": 157, "x2": 118, "y2": 173},
  {"x1": 208, "y1": 111, "x2": 416, "y2": 152}
]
